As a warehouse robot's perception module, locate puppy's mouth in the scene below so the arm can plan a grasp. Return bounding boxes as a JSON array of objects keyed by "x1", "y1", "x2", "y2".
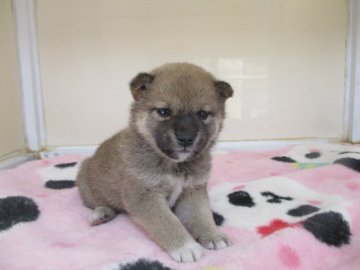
[
  {"x1": 161, "y1": 144, "x2": 195, "y2": 162},
  {"x1": 154, "y1": 142, "x2": 193, "y2": 162},
  {"x1": 174, "y1": 148, "x2": 193, "y2": 162},
  {"x1": 153, "y1": 131, "x2": 207, "y2": 162},
  {"x1": 179, "y1": 147, "x2": 191, "y2": 153}
]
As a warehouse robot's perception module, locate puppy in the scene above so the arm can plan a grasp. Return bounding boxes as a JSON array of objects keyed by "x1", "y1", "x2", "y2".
[{"x1": 76, "y1": 63, "x2": 233, "y2": 263}]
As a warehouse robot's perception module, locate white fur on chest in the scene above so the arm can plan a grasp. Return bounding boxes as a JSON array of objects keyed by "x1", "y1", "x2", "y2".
[
  {"x1": 164, "y1": 173, "x2": 208, "y2": 207},
  {"x1": 166, "y1": 176, "x2": 185, "y2": 207},
  {"x1": 168, "y1": 183, "x2": 183, "y2": 207}
]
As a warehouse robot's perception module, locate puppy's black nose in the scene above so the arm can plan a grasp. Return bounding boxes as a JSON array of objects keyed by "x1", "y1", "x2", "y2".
[
  {"x1": 176, "y1": 131, "x2": 196, "y2": 147},
  {"x1": 174, "y1": 114, "x2": 199, "y2": 147}
]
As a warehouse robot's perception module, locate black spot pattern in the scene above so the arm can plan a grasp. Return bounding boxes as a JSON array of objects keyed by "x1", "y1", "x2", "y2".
[
  {"x1": 334, "y1": 158, "x2": 360, "y2": 173},
  {"x1": 228, "y1": 191, "x2": 255, "y2": 207},
  {"x1": 261, "y1": 191, "x2": 293, "y2": 203},
  {"x1": 305, "y1": 152, "x2": 321, "y2": 159},
  {"x1": 0, "y1": 196, "x2": 40, "y2": 231},
  {"x1": 271, "y1": 156, "x2": 296, "y2": 163},
  {"x1": 212, "y1": 211, "x2": 225, "y2": 226},
  {"x1": 287, "y1": 204, "x2": 319, "y2": 217},
  {"x1": 304, "y1": 211, "x2": 351, "y2": 247},
  {"x1": 45, "y1": 180, "x2": 75, "y2": 189},
  {"x1": 121, "y1": 259, "x2": 172, "y2": 270},
  {"x1": 54, "y1": 162, "x2": 77, "y2": 168}
]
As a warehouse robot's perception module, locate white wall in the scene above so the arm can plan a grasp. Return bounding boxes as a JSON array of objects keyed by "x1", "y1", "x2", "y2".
[
  {"x1": 36, "y1": 0, "x2": 348, "y2": 146},
  {"x1": 0, "y1": 0, "x2": 25, "y2": 157}
]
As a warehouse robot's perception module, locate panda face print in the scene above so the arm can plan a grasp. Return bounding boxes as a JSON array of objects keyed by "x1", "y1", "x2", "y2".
[{"x1": 209, "y1": 176, "x2": 351, "y2": 246}]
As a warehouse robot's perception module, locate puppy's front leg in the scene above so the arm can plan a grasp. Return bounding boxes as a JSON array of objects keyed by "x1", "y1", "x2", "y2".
[
  {"x1": 174, "y1": 185, "x2": 230, "y2": 250},
  {"x1": 125, "y1": 191, "x2": 203, "y2": 263}
]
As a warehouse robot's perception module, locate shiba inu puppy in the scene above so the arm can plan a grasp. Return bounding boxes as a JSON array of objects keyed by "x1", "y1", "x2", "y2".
[{"x1": 76, "y1": 63, "x2": 233, "y2": 262}]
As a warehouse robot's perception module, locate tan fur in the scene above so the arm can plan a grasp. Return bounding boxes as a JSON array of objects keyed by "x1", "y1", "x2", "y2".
[{"x1": 76, "y1": 62, "x2": 233, "y2": 263}]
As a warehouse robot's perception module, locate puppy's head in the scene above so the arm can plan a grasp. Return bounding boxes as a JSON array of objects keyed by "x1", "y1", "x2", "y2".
[{"x1": 129, "y1": 63, "x2": 233, "y2": 162}]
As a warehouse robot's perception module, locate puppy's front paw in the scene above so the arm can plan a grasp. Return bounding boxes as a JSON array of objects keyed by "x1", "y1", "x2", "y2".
[
  {"x1": 169, "y1": 241, "x2": 203, "y2": 263},
  {"x1": 199, "y1": 234, "x2": 231, "y2": 250}
]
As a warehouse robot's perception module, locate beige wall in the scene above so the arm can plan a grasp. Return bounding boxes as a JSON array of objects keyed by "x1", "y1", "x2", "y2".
[
  {"x1": 36, "y1": 0, "x2": 348, "y2": 146},
  {"x1": 0, "y1": 0, "x2": 25, "y2": 157}
]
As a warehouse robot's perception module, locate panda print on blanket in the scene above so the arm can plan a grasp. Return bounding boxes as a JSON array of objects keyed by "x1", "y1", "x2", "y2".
[
  {"x1": 37, "y1": 162, "x2": 79, "y2": 190},
  {"x1": 271, "y1": 144, "x2": 360, "y2": 172},
  {"x1": 0, "y1": 162, "x2": 78, "y2": 233},
  {"x1": 0, "y1": 196, "x2": 40, "y2": 232},
  {"x1": 102, "y1": 259, "x2": 172, "y2": 270},
  {"x1": 210, "y1": 176, "x2": 352, "y2": 247},
  {"x1": 36, "y1": 158, "x2": 353, "y2": 248}
]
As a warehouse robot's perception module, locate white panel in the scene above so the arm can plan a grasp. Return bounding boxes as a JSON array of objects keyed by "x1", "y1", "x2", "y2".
[
  {"x1": 36, "y1": 0, "x2": 348, "y2": 146},
  {"x1": 345, "y1": 0, "x2": 360, "y2": 143},
  {"x1": 13, "y1": 0, "x2": 45, "y2": 151}
]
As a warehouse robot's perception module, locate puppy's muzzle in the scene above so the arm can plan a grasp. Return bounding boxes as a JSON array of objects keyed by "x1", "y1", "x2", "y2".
[{"x1": 174, "y1": 115, "x2": 199, "y2": 148}]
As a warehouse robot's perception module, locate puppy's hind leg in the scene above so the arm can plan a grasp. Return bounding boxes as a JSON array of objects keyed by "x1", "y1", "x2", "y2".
[{"x1": 89, "y1": 206, "x2": 117, "y2": 226}]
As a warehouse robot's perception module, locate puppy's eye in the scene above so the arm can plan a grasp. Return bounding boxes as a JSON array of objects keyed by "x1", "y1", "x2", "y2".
[
  {"x1": 156, "y1": 108, "x2": 172, "y2": 118},
  {"x1": 197, "y1": 110, "x2": 210, "y2": 120}
]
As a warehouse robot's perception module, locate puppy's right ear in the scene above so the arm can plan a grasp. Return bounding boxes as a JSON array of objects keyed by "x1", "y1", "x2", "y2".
[
  {"x1": 129, "y1": 73, "x2": 154, "y2": 101},
  {"x1": 214, "y1": 81, "x2": 233, "y2": 100}
]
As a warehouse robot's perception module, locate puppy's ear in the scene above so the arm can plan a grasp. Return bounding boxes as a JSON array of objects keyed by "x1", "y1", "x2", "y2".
[
  {"x1": 214, "y1": 81, "x2": 233, "y2": 100},
  {"x1": 129, "y1": 73, "x2": 154, "y2": 101}
]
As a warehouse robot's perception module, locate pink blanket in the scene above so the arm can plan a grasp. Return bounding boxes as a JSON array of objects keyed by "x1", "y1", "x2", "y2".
[{"x1": 0, "y1": 144, "x2": 359, "y2": 270}]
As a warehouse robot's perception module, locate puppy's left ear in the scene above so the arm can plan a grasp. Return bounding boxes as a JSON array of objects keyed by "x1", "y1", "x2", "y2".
[
  {"x1": 129, "y1": 72, "x2": 154, "y2": 101},
  {"x1": 214, "y1": 81, "x2": 233, "y2": 100}
]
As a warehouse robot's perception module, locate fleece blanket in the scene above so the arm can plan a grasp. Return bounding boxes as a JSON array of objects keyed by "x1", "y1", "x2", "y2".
[{"x1": 0, "y1": 143, "x2": 360, "y2": 270}]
